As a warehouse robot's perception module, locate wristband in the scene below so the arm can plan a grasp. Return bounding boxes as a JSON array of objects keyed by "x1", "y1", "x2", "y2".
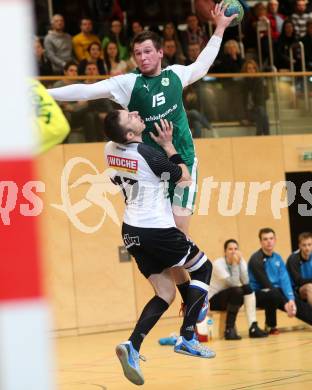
[{"x1": 169, "y1": 153, "x2": 185, "y2": 165}]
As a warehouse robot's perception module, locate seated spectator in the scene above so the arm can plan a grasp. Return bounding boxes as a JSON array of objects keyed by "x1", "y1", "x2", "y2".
[
  {"x1": 301, "y1": 20, "x2": 312, "y2": 70},
  {"x1": 291, "y1": 0, "x2": 312, "y2": 38},
  {"x1": 102, "y1": 19, "x2": 129, "y2": 61},
  {"x1": 267, "y1": 0, "x2": 285, "y2": 41},
  {"x1": 248, "y1": 228, "x2": 312, "y2": 335},
  {"x1": 241, "y1": 60, "x2": 270, "y2": 136},
  {"x1": 78, "y1": 42, "x2": 106, "y2": 75},
  {"x1": 275, "y1": 19, "x2": 300, "y2": 70},
  {"x1": 162, "y1": 39, "x2": 185, "y2": 67},
  {"x1": 44, "y1": 14, "x2": 73, "y2": 75},
  {"x1": 104, "y1": 41, "x2": 128, "y2": 75},
  {"x1": 287, "y1": 232, "x2": 312, "y2": 306},
  {"x1": 185, "y1": 42, "x2": 201, "y2": 65},
  {"x1": 53, "y1": 61, "x2": 97, "y2": 142},
  {"x1": 243, "y1": 2, "x2": 269, "y2": 51},
  {"x1": 180, "y1": 14, "x2": 208, "y2": 56},
  {"x1": 215, "y1": 39, "x2": 243, "y2": 73},
  {"x1": 34, "y1": 37, "x2": 53, "y2": 76},
  {"x1": 162, "y1": 22, "x2": 185, "y2": 61},
  {"x1": 129, "y1": 20, "x2": 144, "y2": 40},
  {"x1": 209, "y1": 239, "x2": 267, "y2": 340},
  {"x1": 72, "y1": 18, "x2": 101, "y2": 62}
]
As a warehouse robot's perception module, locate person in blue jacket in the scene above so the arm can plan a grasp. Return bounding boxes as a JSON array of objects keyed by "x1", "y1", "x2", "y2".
[
  {"x1": 287, "y1": 232, "x2": 312, "y2": 306},
  {"x1": 248, "y1": 228, "x2": 312, "y2": 334}
]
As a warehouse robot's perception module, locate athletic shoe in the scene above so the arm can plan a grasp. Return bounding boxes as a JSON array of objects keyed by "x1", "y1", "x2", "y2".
[
  {"x1": 115, "y1": 341, "x2": 145, "y2": 385},
  {"x1": 265, "y1": 325, "x2": 280, "y2": 335},
  {"x1": 249, "y1": 322, "x2": 268, "y2": 338},
  {"x1": 224, "y1": 327, "x2": 242, "y2": 340},
  {"x1": 179, "y1": 294, "x2": 209, "y2": 323},
  {"x1": 174, "y1": 336, "x2": 216, "y2": 358}
]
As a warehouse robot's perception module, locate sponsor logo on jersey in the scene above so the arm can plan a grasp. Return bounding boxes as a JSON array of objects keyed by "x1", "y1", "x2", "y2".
[
  {"x1": 161, "y1": 77, "x2": 169, "y2": 86},
  {"x1": 107, "y1": 155, "x2": 138, "y2": 173}
]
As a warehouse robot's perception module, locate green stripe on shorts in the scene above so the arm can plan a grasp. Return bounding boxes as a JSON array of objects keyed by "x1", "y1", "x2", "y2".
[{"x1": 168, "y1": 158, "x2": 198, "y2": 212}]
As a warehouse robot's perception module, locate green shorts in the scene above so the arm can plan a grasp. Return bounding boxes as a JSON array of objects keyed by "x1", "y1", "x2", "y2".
[{"x1": 168, "y1": 158, "x2": 198, "y2": 212}]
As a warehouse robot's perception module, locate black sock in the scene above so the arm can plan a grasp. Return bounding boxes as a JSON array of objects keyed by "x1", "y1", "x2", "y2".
[
  {"x1": 177, "y1": 281, "x2": 190, "y2": 303},
  {"x1": 129, "y1": 296, "x2": 169, "y2": 352},
  {"x1": 180, "y1": 287, "x2": 207, "y2": 340}
]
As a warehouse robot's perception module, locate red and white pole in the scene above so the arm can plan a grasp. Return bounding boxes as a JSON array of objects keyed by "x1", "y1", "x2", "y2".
[{"x1": 0, "y1": 1, "x2": 54, "y2": 389}]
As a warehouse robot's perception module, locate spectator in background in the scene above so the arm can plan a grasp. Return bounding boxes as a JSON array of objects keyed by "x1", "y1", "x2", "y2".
[
  {"x1": 102, "y1": 19, "x2": 129, "y2": 60},
  {"x1": 53, "y1": 61, "x2": 97, "y2": 142},
  {"x1": 241, "y1": 59, "x2": 270, "y2": 135},
  {"x1": 162, "y1": 39, "x2": 185, "y2": 67},
  {"x1": 103, "y1": 41, "x2": 128, "y2": 75},
  {"x1": 129, "y1": 20, "x2": 144, "y2": 39},
  {"x1": 180, "y1": 14, "x2": 208, "y2": 56},
  {"x1": 291, "y1": 0, "x2": 312, "y2": 38},
  {"x1": 301, "y1": 20, "x2": 312, "y2": 70},
  {"x1": 78, "y1": 42, "x2": 106, "y2": 75},
  {"x1": 162, "y1": 22, "x2": 185, "y2": 61},
  {"x1": 287, "y1": 232, "x2": 312, "y2": 306},
  {"x1": 44, "y1": 14, "x2": 73, "y2": 75},
  {"x1": 215, "y1": 39, "x2": 243, "y2": 73},
  {"x1": 275, "y1": 19, "x2": 299, "y2": 70},
  {"x1": 243, "y1": 2, "x2": 269, "y2": 50},
  {"x1": 267, "y1": 0, "x2": 285, "y2": 41},
  {"x1": 72, "y1": 18, "x2": 101, "y2": 62},
  {"x1": 209, "y1": 239, "x2": 267, "y2": 340},
  {"x1": 185, "y1": 42, "x2": 201, "y2": 65},
  {"x1": 248, "y1": 228, "x2": 312, "y2": 334},
  {"x1": 34, "y1": 37, "x2": 53, "y2": 76}
]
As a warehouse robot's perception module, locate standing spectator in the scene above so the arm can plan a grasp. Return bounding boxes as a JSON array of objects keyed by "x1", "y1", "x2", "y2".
[
  {"x1": 267, "y1": 0, "x2": 285, "y2": 41},
  {"x1": 72, "y1": 18, "x2": 101, "y2": 62},
  {"x1": 301, "y1": 20, "x2": 312, "y2": 70},
  {"x1": 44, "y1": 14, "x2": 73, "y2": 75},
  {"x1": 180, "y1": 14, "x2": 208, "y2": 56},
  {"x1": 209, "y1": 239, "x2": 267, "y2": 340},
  {"x1": 243, "y1": 2, "x2": 269, "y2": 51},
  {"x1": 241, "y1": 59, "x2": 270, "y2": 135},
  {"x1": 275, "y1": 19, "x2": 299, "y2": 70},
  {"x1": 34, "y1": 37, "x2": 53, "y2": 76},
  {"x1": 162, "y1": 39, "x2": 185, "y2": 67},
  {"x1": 78, "y1": 42, "x2": 106, "y2": 75},
  {"x1": 53, "y1": 61, "x2": 97, "y2": 142},
  {"x1": 103, "y1": 41, "x2": 128, "y2": 75},
  {"x1": 291, "y1": 0, "x2": 312, "y2": 38},
  {"x1": 102, "y1": 19, "x2": 129, "y2": 60},
  {"x1": 248, "y1": 228, "x2": 312, "y2": 334},
  {"x1": 287, "y1": 232, "x2": 312, "y2": 306}
]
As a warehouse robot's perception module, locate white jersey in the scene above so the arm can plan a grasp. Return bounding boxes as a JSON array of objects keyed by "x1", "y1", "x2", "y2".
[
  {"x1": 104, "y1": 141, "x2": 182, "y2": 228},
  {"x1": 209, "y1": 257, "x2": 249, "y2": 298}
]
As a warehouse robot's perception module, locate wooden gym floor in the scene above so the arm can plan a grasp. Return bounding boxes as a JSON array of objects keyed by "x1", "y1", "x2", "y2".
[{"x1": 55, "y1": 320, "x2": 312, "y2": 390}]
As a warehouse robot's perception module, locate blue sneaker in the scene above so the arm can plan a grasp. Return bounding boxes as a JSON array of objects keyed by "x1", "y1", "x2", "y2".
[
  {"x1": 115, "y1": 341, "x2": 145, "y2": 385},
  {"x1": 174, "y1": 336, "x2": 216, "y2": 359}
]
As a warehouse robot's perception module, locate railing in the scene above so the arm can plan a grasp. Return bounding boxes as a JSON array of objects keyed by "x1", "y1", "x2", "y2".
[
  {"x1": 39, "y1": 71, "x2": 312, "y2": 143},
  {"x1": 256, "y1": 19, "x2": 274, "y2": 71}
]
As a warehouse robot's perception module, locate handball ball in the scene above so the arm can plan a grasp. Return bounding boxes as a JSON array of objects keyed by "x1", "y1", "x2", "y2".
[{"x1": 223, "y1": 0, "x2": 244, "y2": 27}]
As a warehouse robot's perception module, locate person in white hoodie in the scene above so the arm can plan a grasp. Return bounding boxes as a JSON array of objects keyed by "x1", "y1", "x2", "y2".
[
  {"x1": 44, "y1": 14, "x2": 73, "y2": 74},
  {"x1": 209, "y1": 239, "x2": 268, "y2": 340}
]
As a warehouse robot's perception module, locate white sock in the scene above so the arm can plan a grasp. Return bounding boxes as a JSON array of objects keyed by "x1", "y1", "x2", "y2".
[{"x1": 244, "y1": 292, "x2": 257, "y2": 327}]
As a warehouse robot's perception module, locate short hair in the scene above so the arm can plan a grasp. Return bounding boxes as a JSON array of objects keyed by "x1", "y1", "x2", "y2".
[
  {"x1": 224, "y1": 39, "x2": 240, "y2": 55},
  {"x1": 103, "y1": 110, "x2": 130, "y2": 144},
  {"x1": 64, "y1": 60, "x2": 77, "y2": 72},
  {"x1": 132, "y1": 30, "x2": 162, "y2": 51},
  {"x1": 224, "y1": 239, "x2": 239, "y2": 251},
  {"x1": 298, "y1": 232, "x2": 312, "y2": 244},
  {"x1": 258, "y1": 228, "x2": 276, "y2": 240}
]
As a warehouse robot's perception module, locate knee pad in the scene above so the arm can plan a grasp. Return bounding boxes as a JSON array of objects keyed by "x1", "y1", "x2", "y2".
[{"x1": 185, "y1": 255, "x2": 212, "y2": 292}]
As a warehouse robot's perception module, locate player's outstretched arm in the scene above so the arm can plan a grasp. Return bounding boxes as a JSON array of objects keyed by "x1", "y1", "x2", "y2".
[{"x1": 175, "y1": 2, "x2": 238, "y2": 86}]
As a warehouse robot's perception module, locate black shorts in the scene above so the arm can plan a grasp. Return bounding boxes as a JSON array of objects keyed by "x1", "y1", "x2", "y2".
[{"x1": 122, "y1": 223, "x2": 199, "y2": 278}]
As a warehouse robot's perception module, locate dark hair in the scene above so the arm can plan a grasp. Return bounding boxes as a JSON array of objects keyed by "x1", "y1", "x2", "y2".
[
  {"x1": 298, "y1": 232, "x2": 312, "y2": 244},
  {"x1": 64, "y1": 60, "x2": 77, "y2": 72},
  {"x1": 104, "y1": 41, "x2": 120, "y2": 73},
  {"x1": 258, "y1": 228, "x2": 275, "y2": 240},
  {"x1": 87, "y1": 41, "x2": 101, "y2": 53},
  {"x1": 103, "y1": 110, "x2": 130, "y2": 144},
  {"x1": 224, "y1": 239, "x2": 239, "y2": 251},
  {"x1": 132, "y1": 30, "x2": 162, "y2": 51}
]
